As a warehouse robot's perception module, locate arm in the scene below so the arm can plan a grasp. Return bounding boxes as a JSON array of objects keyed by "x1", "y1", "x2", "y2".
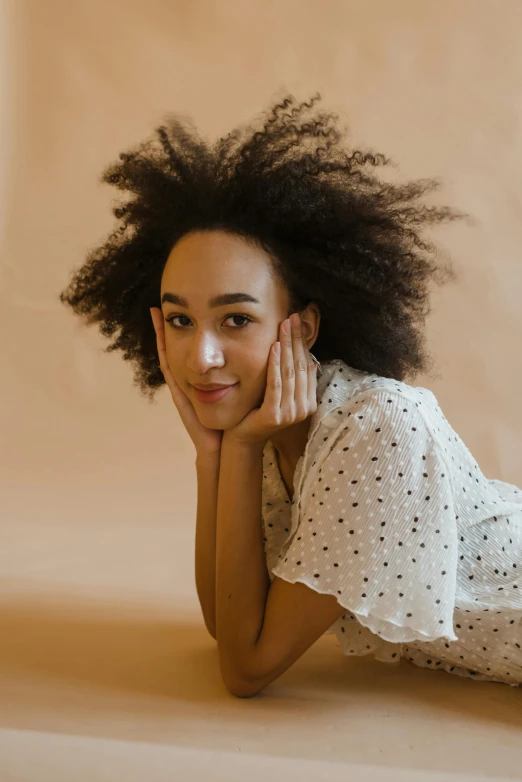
[
  {"x1": 194, "y1": 454, "x2": 221, "y2": 639},
  {"x1": 215, "y1": 436, "x2": 270, "y2": 688},
  {"x1": 215, "y1": 435, "x2": 345, "y2": 698}
]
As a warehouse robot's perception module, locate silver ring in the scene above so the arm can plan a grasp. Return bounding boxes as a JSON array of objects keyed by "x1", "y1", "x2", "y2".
[{"x1": 309, "y1": 351, "x2": 323, "y2": 377}]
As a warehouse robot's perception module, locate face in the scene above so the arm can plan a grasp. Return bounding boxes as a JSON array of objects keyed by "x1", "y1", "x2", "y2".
[{"x1": 160, "y1": 230, "x2": 320, "y2": 435}]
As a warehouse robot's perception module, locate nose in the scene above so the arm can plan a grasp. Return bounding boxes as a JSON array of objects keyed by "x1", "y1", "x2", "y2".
[{"x1": 187, "y1": 332, "x2": 226, "y2": 374}]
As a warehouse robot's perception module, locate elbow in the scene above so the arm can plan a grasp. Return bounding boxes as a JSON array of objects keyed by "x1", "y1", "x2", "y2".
[
  {"x1": 218, "y1": 651, "x2": 263, "y2": 698},
  {"x1": 220, "y1": 666, "x2": 256, "y2": 698},
  {"x1": 223, "y1": 667, "x2": 267, "y2": 698},
  {"x1": 225, "y1": 678, "x2": 262, "y2": 698},
  {"x1": 230, "y1": 687, "x2": 260, "y2": 699},
  {"x1": 204, "y1": 619, "x2": 217, "y2": 641}
]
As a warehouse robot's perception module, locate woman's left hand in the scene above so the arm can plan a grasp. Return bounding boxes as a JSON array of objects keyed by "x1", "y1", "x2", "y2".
[{"x1": 224, "y1": 312, "x2": 318, "y2": 448}]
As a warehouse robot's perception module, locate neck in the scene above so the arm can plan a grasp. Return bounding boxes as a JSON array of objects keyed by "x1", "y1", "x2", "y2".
[{"x1": 270, "y1": 416, "x2": 312, "y2": 468}]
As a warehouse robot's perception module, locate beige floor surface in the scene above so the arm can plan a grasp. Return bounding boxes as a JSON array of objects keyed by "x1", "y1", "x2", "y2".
[{"x1": 1, "y1": 515, "x2": 521, "y2": 782}]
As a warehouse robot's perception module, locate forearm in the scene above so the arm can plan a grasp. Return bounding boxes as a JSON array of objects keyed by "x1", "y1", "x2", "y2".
[
  {"x1": 194, "y1": 454, "x2": 221, "y2": 637},
  {"x1": 215, "y1": 435, "x2": 271, "y2": 687}
]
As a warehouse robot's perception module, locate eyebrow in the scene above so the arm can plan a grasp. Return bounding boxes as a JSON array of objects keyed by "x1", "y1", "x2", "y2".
[{"x1": 161, "y1": 292, "x2": 261, "y2": 308}]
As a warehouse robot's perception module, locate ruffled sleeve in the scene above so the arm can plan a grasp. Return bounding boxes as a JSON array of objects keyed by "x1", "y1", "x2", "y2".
[{"x1": 271, "y1": 389, "x2": 459, "y2": 644}]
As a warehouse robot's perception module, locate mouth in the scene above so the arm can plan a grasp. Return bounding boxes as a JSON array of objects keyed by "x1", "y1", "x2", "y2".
[
  {"x1": 191, "y1": 383, "x2": 238, "y2": 404},
  {"x1": 191, "y1": 384, "x2": 235, "y2": 391}
]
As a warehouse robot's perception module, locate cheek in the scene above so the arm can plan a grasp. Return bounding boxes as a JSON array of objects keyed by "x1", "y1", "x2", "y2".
[{"x1": 249, "y1": 363, "x2": 272, "y2": 406}]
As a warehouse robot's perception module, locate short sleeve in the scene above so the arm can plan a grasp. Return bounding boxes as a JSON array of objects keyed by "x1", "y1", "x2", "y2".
[{"x1": 271, "y1": 389, "x2": 459, "y2": 644}]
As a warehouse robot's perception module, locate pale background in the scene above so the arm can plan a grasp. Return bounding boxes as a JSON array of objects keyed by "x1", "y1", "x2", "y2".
[{"x1": 1, "y1": 1, "x2": 522, "y2": 780}]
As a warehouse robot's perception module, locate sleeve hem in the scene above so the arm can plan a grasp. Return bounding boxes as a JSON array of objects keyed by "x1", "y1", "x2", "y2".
[{"x1": 270, "y1": 568, "x2": 459, "y2": 644}]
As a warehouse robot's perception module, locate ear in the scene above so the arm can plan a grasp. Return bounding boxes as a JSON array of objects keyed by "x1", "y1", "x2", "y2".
[{"x1": 300, "y1": 303, "x2": 320, "y2": 349}]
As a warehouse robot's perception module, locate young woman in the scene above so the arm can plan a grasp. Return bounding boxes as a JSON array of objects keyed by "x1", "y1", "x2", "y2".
[{"x1": 59, "y1": 93, "x2": 522, "y2": 697}]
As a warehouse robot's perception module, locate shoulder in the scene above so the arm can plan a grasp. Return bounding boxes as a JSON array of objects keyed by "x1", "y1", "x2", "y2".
[
  {"x1": 319, "y1": 384, "x2": 432, "y2": 445},
  {"x1": 304, "y1": 362, "x2": 448, "y2": 491},
  {"x1": 314, "y1": 360, "x2": 438, "y2": 431},
  {"x1": 300, "y1": 383, "x2": 449, "y2": 508}
]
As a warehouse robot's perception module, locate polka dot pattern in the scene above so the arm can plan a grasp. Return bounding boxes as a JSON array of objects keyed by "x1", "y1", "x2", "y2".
[{"x1": 262, "y1": 359, "x2": 522, "y2": 687}]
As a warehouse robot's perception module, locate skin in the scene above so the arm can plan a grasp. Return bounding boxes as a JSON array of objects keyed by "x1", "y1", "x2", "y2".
[{"x1": 160, "y1": 230, "x2": 321, "y2": 477}]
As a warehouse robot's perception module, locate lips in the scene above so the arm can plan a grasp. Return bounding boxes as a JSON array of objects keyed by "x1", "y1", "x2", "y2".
[
  {"x1": 191, "y1": 384, "x2": 234, "y2": 391},
  {"x1": 192, "y1": 383, "x2": 237, "y2": 404}
]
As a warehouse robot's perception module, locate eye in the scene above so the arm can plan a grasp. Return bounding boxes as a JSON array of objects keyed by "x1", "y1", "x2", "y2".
[{"x1": 165, "y1": 313, "x2": 253, "y2": 329}]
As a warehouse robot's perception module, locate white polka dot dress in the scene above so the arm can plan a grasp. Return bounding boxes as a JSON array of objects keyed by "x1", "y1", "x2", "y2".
[{"x1": 262, "y1": 359, "x2": 522, "y2": 687}]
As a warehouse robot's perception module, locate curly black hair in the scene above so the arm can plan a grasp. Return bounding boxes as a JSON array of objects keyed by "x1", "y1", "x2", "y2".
[{"x1": 59, "y1": 92, "x2": 470, "y2": 402}]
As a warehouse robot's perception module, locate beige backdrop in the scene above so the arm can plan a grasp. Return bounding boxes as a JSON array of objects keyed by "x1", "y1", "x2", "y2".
[{"x1": 2, "y1": 1, "x2": 522, "y2": 780}]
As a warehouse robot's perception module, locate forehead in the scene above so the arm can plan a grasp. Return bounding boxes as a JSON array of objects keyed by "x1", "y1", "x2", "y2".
[
  {"x1": 165, "y1": 230, "x2": 270, "y2": 270},
  {"x1": 162, "y1": 231, "x2": 283, "y2": 303}
]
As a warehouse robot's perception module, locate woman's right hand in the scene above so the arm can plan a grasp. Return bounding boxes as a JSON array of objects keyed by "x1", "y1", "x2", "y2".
[{"x1": 150, "y1": 307, "x2": 223, "y2": 458}]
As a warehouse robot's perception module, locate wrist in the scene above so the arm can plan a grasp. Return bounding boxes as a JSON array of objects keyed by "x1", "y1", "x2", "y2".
[
  {"x1": 222, "y1": 432, "x2": 266, "y2": 456},
  {"x1": 195, "y1": 452, "x2": 221, "y2": 468}
]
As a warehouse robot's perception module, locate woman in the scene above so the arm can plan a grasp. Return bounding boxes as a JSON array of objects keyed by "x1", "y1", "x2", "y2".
[{"x1": 59, "y1": 93, "x2": 522, "y2": 697}]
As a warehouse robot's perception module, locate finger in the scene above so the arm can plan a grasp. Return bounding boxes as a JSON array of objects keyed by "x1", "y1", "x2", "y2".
[
  {"x1": 290, "y1": 313, "x2": 309, "y2": 418},
  {"x1": 267, "y1": 340, "x2": 282, "y2": 417},
  {"x1": 298, "y1": 324, "x2": 318, "y2": 413},
  {"x1": 306, "y1": 349, "x2": 318, "y2": 412},
  {"x1": 280, "y1": 317, "x2": 295, "y2": 417}
]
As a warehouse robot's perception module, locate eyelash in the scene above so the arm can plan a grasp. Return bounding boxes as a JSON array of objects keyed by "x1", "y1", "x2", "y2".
[{"x1": 165, "y1": 313, "x2": 253, "y2": 330}]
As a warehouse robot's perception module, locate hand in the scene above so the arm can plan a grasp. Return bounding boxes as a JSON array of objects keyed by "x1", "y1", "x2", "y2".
[
  {"x1": 224, "y1": 312, "x2": 318, "y2": 448},
  {"x1": 150, "y1": 307, "x2": 223, "y2": 458}
]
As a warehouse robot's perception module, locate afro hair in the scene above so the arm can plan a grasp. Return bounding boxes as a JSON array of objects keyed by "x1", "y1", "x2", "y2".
[{"x1": 59, "y1": 92, "x2": 470, "y2": 402}]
